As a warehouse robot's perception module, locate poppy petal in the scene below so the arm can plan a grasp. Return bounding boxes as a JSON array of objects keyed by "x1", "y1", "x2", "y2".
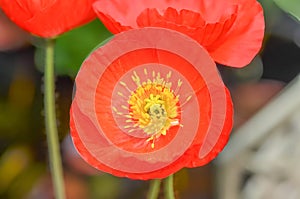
[
  {"x1": 0, "y1": 0, "x2": 96, "y2": 37},
  {"x1": 209, "y1": 0, "x2": 265, "y2": 67},
  {"x1": 193, "y1": 87, "x2": 233, "y2": 166},
  {"x1": 71, "y1": 27, "x2": 232, "y2": 179},
  {"x1": 136, "y1": 7, "x2": 237, "y2": 50},
  {"x1": 93, "y1": 0, "x2": 264, "y2": 67}
]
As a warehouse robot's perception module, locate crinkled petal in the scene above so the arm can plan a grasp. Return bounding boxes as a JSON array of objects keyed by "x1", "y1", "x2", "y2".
[
  {"x1": 93, "y1": 0, "x2": 231, "y2": 32},
  {"x1": 209, "y1": 0, "x2": 265, "y2": 67},
  {"x1": 137, "y1": 8, "x2": 237, "y2": 50},
  {"x1": 94, "y1": 0, "x2": 264, "y2": 67}
]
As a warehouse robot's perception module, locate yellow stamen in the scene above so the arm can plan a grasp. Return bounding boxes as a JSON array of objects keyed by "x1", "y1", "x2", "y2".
[{"x1": 115, "y1": 70, "x2": 183, "y2": 149}]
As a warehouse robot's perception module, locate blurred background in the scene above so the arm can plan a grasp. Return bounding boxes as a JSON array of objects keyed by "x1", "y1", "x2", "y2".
[{"x1": 0, "y1": 0, "x2": 299, "y2": 199}]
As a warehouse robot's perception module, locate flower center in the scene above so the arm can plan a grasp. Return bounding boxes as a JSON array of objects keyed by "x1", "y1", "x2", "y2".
[
  {"x1": 128, "y1": 83, "x2": 179, "y2": 139},
  {"x1": 112, "y1": 69, "x2": 185, "y2": 148}
]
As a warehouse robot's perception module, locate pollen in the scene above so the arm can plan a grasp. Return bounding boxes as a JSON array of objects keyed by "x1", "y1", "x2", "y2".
[{"x1": 114, "y1": 69, "x2": 181, "y2": 148}]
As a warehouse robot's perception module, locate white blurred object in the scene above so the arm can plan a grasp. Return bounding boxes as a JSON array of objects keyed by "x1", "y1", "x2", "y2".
[{"x1": 216, "y1": 75, "x2": 300, "y2": 199}]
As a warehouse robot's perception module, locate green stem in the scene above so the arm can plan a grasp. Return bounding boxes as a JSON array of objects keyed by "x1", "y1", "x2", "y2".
[
  {"x1": 44, "y1": 38, "x2": 66, "y2": 199},
  {"x1": 164, "y1": 174, "x2": 175, "y2": 199},
  {"x1": 147, "y1": 179, "x2": 161, "y2": 199}
]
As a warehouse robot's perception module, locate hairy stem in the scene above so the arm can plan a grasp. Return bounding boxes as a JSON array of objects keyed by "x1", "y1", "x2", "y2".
[{"x1": 44, "y1": 38, "x2": 66, "y2": 199}]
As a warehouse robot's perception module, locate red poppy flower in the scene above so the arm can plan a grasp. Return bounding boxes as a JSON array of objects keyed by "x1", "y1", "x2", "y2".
[
  {"x1": 93, "y1": 0, "x2": 264, "y2": 68},
  {"x1": 70, "y1": 27, "x2": 233, "y2": 180},
  {"x1": 0, "y1": 0, "x2": 96, "y2": 38}
]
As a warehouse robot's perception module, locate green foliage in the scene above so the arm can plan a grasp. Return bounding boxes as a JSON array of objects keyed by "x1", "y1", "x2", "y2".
[
  {"x1": 89, "y1": 175, "x2": 120, "y2": 199},
  {"x1": 274, "y1": 0, "x2": 300, "y2": 21}
]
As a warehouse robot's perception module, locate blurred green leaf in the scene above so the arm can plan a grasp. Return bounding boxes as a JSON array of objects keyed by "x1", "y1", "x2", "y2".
[
  {"x1": 274, "y1": 0, "x2": 300, "y2": 21},
  {"x1": 89, "y1": 174, "x2": 120, "y2": 199},
  {"x1": 0, "y1": 146, "x2": 31, "y2": 193},
  {"x1": 7, "y1": 163, "x2": 45, "y2": 199},
  {"x1": 35, "y1": 19, "x2": 112, "y2": 78}
]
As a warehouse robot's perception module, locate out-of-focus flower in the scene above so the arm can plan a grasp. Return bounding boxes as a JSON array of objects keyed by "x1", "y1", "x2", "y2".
[
  {"x1": 0, "y1": 0, "x2": 96, "y2": 38},
  {"x1": 93, "y1": 0, "x2": 265, "y2": 67},
  {"x1": 70, "y1": 28, "x2": 233, "y2": 180}
]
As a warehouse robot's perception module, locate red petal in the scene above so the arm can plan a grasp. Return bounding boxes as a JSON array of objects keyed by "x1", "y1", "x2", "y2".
[
  {"x1": 209, "y1": 0, "x2": 265, "y2": 67},
  {"x1": 190, "y1": 87, "x2": 233, "y2": 166},
  {"x1": 71, "y1": 103, "x2": 188, "y2": 180},
  {"x1": 137, "y1": 8, "x2": 237, "y2": 49},
  {"x1": 0, "y1": 0, "x2": 96, "y2": 37},
  {"x1": 95, "y1": 11, "x2": 132, "y2": 34},
  {"x1": 93, "y1": 0, "x2": 213, "y2": 33}
]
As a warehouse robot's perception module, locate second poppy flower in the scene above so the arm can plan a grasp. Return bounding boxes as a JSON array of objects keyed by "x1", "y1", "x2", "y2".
[{"x1": 93, "y1": 0, "x2": 265, "y2": 67}]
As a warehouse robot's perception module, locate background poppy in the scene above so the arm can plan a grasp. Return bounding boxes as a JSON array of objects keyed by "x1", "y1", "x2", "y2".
[
  {"x1": 93, "y1": 0, "x2": 264, "y2": 67},
  {"x1": 0, "y1": 0, "x2": 96, "y2": 37}
]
